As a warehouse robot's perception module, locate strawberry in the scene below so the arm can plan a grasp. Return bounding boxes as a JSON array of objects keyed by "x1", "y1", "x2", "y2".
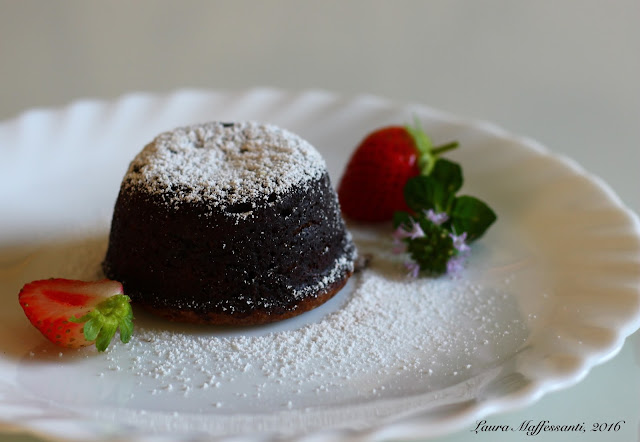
[
  {"x1": 338, "y1": 122, "x2": 458, "y2": 222},
  {"x1": 18, "y1": 278, "x2": 133, "y2": 352}
]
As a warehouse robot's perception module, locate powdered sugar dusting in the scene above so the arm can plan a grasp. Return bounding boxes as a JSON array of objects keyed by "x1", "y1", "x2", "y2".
[
  {"x1": 115, "y1": 271, "x2": 524, "y2": 402},
  {"x1": 123, "y1": 121, "x2": 326, "y2": 208},
  {"x1": 91, "y1": 225, "x2": 528, "y2": 415},
  {"x1": 19, "y1": 224, "x2": 534, "y2": 435},
  {"x1": 291, "y1": 234, "x2": 355, "y2": 300}
]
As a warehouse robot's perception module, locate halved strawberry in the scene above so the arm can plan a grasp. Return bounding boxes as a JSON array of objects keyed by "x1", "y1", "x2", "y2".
[
  {"x1": 18, "y1": 278, "x2": 133, "y2": 352},
  {"x1": 338, "y1": 122, "x2": 457, "y2": 222}
]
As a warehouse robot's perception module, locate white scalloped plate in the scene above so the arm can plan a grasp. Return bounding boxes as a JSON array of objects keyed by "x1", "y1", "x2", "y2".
[{"x1": 1, "y1": 89, "x2": 639, "y2": 442}]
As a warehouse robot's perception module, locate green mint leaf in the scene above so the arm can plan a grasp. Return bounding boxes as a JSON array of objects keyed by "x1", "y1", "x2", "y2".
[
  {"x1": 431, "y1": 158, "x2": 463, "y2": 198},
  {"x1": 404, "y1": 174, "x2": 453, "y2": 213},
  {"x1": 392, "y1": 210, "x2": 413, "y2": 229},
  {"x1": 450, "y1": 195, "x2": 497, "y2": 242},
  {"x1": 430, "y1": 158, "x2": 463, "y2": 212},
  {"x1": 404, "y1": 175, "x2": 436, "y2": 212}
]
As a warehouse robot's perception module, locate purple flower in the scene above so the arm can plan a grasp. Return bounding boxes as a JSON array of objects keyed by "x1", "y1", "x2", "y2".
[
  {"x1": 392, "y1": 225, "x2": 412, "y2": 241},
  {"x1": 449, "y1": 232, "x2": 470, "y2": 254},
  {"x1": 446, "y1": 255, "x2": 466, "y2": 275},
  {"x1": 392, "y1": 220, "x2": 425, "y2": 255},
  {"x1": 446, "y1": 231, "x2": 470, "y2": 276},
  {"x1": 392, "y1": 220, "x2": 425, "y2": 246},
  {"x1": 406, "y1": 221, "x2": 426, "y2": 239},
  {"x1": 405, "y1": 260, "x2": 421, "y2": 279},
  {"x1": 424, "y1": 209, "x2": 449, "y2": 226}
]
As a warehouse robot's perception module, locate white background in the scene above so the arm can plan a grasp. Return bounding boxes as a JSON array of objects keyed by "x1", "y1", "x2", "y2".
[{"x1": 1, "y1": 1, "x2": 638, "y2": 441}]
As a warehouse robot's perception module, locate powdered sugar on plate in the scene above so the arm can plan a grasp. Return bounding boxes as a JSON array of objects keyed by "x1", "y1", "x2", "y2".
[
  {"x1": 122, "y1": 121, "x2": 326, "y2": 209},
  {"x1": 109, "y1": 269, "x2": 526, "y2": 410},
  {"x1": 15, "y1": 223, "x2": 527, "y2": 417}
]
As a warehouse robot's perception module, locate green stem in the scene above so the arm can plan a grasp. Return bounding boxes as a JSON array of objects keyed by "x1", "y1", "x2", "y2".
[{"x1": 431, "y1": 141, "x2": 459, "y2": 155}]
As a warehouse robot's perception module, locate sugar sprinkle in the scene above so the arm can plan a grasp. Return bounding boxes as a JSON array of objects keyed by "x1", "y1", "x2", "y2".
[{"x1": 123, "y1": 121, "x2": 326, "y2": 209}]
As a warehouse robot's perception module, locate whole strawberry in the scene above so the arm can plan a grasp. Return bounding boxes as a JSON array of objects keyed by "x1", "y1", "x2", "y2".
[
  {"x1": 18, "y1": 278, "x2": 133, "y2": 351},
  {"x1": 338, "y1": 122, "x2": 457, "y2": 222}
]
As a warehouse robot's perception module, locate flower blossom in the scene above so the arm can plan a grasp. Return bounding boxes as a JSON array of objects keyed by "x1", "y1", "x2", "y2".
[
  {"x1": 449, "y1": 232, "x2": 470, "y2": 254},
  {"x1": 391, "y1": 220, "x2": 425, "y2": 254},
  {"x1": 446, "y1": 255, "x2": 466, "y2": 275},
  {"x1": 446, "y1": 231, "x2": 471, "y2": 276},
  {"x1": 424, "y1": 209, "x2": 449, "y2": 226},
  {"x1": 405, "y1": 260, "x2": 421, "y2": 279}
]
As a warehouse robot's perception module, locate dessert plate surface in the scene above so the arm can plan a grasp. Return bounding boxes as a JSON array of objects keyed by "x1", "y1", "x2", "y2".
[{"x1": 1, "y1": 89, "x2": 639, "y2": 442}]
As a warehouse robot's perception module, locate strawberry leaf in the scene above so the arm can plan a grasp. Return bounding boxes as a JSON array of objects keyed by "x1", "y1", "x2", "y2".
[
  {"x1": 431, "y1": 141, "x2": 460, "y2": 156},
  {"x1": 82, "y1": 315, "x2": 102, "y2": 341},
  {"x1": 96, "y1": 322, "x2": 118, "y2": 352},
  {"x1": 406, "y1": 118, "x2": 459, "y2": 175},
  {"x1": 119, "y1": 315, "x2": 134, "y2": 344},
  {"x1": 406, "y1": 120, "x2": 433, "y2": 172},
  {"x1": 70, "y1": 294, "x2": 133, "y2": 352}
]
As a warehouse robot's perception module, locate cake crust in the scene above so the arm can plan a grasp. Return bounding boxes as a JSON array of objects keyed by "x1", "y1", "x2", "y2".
[
  {"x1": 103, "y1": 121, "x2": 356, "y2": 325},
  {"x1": 135, "y1": 271, "x2": 352, "y2": 325}
]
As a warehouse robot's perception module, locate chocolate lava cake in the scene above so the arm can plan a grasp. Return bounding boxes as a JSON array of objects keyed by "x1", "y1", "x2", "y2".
[{"x1": 102, "y1": 121, "x2": 356, "y2": 325}]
